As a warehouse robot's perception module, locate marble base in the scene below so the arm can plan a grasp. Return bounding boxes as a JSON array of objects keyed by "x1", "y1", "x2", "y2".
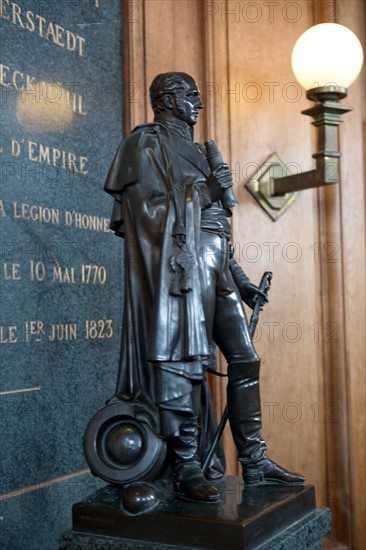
[{"x1": 59, "y1": 477, "x2": 331, "y2": 550}]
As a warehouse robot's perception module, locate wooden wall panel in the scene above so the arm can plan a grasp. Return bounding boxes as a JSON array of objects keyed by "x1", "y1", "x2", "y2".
[
  {"x1": 127, "y1": 0, "x2": 205, "y2": 140},
  {"x1": 122, "y1": 0, "x2": 147, "y2": 130},
  {"x1": 336, "y1": 2, "x2": 366, "y2": 547},
  {"x1": 225, "y1": 3, "x2": 327, "y2": 501},
  {"x1": 200, "y1": 0, "x2": 329, "y2": 487},
  {"x1": 200, "y1": 3, "x2": 242, "y2": 474},
  {"x1": 122, "y1": 0, "x2": 366, "y2": 546}
]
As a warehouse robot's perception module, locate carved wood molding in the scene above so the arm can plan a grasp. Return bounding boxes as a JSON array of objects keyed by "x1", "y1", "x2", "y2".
[
  {"x1": 122, "y1": 0, "x2": 147, "y2": 133},
  {"x1": 199, "y1": 1, "x2": 240, "y2": 475},
  {"x1": 315, "y1": 0, "x2": 355, "y2": 546}
]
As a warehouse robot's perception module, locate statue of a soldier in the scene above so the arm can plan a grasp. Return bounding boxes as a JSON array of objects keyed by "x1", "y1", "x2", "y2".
[{"x1": 102, "y1": 72, "x2": 304, "y2": 503}]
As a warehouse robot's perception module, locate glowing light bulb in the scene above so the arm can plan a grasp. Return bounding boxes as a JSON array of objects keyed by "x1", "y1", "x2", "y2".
[{"x1": 291, "y1": 23, "x2": 364, "y2": 91}]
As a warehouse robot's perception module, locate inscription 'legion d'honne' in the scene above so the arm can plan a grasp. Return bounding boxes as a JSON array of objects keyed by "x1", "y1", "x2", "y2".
[{"x1": 0, "y1": 0, "x2": 85, "y2": 56}]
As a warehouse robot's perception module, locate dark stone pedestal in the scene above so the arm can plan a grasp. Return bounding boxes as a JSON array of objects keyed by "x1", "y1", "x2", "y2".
[{"x1": 60, "y1": 477, "x2": 331, "y2": 550}]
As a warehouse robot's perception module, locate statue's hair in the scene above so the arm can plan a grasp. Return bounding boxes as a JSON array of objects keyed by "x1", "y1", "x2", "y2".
[{"x1": 149, "y1": 72, "x2": 194, "y2": 113}]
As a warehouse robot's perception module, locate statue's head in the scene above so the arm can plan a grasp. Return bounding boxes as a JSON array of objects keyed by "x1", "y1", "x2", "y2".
[{"x1": 149, "y1": 72, "x2": 203, "y2": 126}]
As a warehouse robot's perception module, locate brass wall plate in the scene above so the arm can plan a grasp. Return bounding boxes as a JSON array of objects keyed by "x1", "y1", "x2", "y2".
[{"x1": 245, "y1": 153, "x2": 297, "y2": 221}]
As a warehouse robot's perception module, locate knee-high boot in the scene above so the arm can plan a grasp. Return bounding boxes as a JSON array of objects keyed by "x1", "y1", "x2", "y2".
[
  {"x1": 171, "y1": 419, "x2": 202, "y2": 482},
  {"x1": 171, "y1": 419, "x2": 220, "y2": 501},
  {"x1": 227, "y1": 361, "x2": 305, "y2": 486}
]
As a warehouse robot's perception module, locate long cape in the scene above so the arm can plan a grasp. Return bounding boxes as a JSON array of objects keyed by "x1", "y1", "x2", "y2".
[{"x1": 104, "y1": 123, "x2": 225, "y2": 475}]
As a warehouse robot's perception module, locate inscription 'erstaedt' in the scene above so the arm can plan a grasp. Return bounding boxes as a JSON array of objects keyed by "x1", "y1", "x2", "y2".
[{"x1": 0, "y1": 1, "x2": 85, "y2": 56}]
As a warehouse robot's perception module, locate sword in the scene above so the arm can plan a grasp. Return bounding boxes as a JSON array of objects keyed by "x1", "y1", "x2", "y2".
[
  {"x1": 202, "y1": 271, "x2": 273, "y2": 474},
  {"x1": 248, "y1": 271, "x2": 273, "y2": 339}
]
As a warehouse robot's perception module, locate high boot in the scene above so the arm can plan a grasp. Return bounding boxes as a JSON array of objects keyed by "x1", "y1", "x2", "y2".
[
  {"x1": 172, "y1": 419, "x2": 220, "y2": 502},
  {"x1": 227, "y1": 361, "x2": 305, "y2": 486}
]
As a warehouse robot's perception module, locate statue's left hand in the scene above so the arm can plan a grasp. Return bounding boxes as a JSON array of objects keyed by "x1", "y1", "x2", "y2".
[{"x1": 240, "y1": 281, "x2": 268, "y2": 310}]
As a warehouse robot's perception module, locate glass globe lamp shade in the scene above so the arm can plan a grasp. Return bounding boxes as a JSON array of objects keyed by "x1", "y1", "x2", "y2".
[{"x1": 291, "y1": 23, "x2": 364, "y2": 91}]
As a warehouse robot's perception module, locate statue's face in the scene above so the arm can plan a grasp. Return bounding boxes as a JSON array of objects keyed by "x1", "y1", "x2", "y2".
[{"x1": 170, "y1": 77, "x2": 203, "y2": 126}]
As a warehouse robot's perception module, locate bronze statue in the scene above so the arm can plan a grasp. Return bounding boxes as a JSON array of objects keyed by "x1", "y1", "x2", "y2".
[{"x1": 85, "y1": 72, "x2": 304, "y2": 508}]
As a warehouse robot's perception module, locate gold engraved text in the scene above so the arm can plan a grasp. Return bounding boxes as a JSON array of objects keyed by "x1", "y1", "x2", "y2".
[
  {"x1": 48, "y1": 323, "x2": 77, "y2": 341},
  {"x1": 13, "y1": 202, "x2": 60, "y2": 224},
  {"x1": 85, "y1": 319, "x2": 113, "y2": 340},
  {"x1": 53, "y1": 266, "x2": 76, "y2": 284},
  {"x1": 3, "y1": 263, "x2": 21, "y2": 280},
  {"x1": 0, "y1": 1, "x2": 85, "y2": 56},
  {"x1": 0, "y1": 325, "x2": 18, "y2": 343},
  {"x1": 11, "y1": 139, "x2": 88, "y2": 174}
]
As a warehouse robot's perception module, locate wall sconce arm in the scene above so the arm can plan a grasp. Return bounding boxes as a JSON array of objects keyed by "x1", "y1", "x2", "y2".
[{"x1": 245, "y1": 87, "x2": 353, "y2": 221}]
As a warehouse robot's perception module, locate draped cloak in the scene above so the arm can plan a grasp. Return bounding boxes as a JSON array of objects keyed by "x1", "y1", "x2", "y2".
[{"x1": 104, "y1": 122, "x2": 225, "y2": 474}]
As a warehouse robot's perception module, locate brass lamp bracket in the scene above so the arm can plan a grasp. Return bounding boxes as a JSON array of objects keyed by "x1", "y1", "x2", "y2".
[
  {"x1": 245, "y1": 87, "x2": 352, "y2": 221},
  {"x1": 245, "y1": 153, "x2": 297, "y2": 221}
]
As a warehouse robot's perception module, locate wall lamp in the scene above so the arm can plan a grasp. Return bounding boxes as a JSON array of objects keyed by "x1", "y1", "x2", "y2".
[{"x1": 246, "y1": 23, "x2": 364, "y2": 221}]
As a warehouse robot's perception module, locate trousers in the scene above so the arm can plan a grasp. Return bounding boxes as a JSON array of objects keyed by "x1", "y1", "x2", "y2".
[
  {"x1": 155, "y1": 230, "x2": 260, "y2": 423},
  {"x1": 199, "y1": 231, "x2": 259, "y2": 364}
]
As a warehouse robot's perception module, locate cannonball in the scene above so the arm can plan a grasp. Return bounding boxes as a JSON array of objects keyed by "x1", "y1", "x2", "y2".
[{"x1": 122, "y1": 483, "x2": 158, "y2": 515}]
